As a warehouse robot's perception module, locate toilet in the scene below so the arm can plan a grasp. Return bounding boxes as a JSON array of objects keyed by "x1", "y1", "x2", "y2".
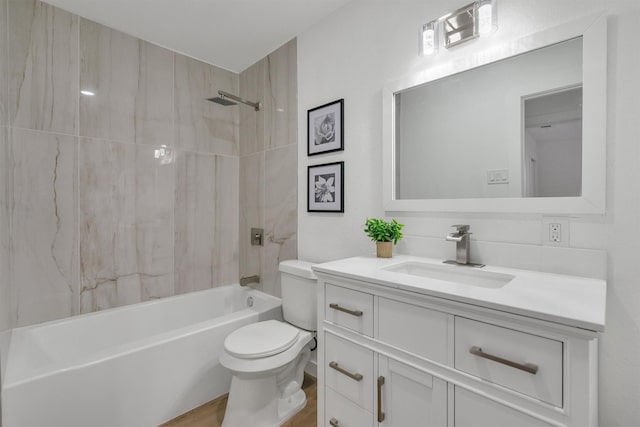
[{"x1": 220, "y1": 260, "x2": 317, "y2": 427}]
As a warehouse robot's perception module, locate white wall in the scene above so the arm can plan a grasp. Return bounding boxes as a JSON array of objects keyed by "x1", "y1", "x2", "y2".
[
  {"x1": 297, "y1": 1, "x2": 640, "y2": 425},
  {"x1": 536, "y1": 137, "x2": 582, "y2": 197}
]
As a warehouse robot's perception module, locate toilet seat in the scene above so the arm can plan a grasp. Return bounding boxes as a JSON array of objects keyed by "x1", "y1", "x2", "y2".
[{"x1": 224, "y1": 320, "x2": 300, "y2": 359}]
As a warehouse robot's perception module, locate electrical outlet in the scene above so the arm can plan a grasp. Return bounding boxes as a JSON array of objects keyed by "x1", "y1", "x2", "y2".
[
  {"x1": 542, "y1": 217, "x2": 569, "y2": 247},
  {"x1": 549, "y1": 223, "x2": 562, "y2": 242}
]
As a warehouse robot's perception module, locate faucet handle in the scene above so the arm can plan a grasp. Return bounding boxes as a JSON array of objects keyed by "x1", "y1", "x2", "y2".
[{"x1": 451, "y1": 224, "x2": 470, "y2": 233}]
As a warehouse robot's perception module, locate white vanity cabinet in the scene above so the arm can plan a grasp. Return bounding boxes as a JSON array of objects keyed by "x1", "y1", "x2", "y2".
[
  {"x1": 315, "y1": 256, "x2": 606, "y2": 427},
  {"x1": 378, "y1": 355, "x2": 448, "y2": 427}
]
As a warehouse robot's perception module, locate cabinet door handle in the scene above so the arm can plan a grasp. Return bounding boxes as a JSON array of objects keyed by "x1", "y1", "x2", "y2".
[
  {"x1": 377, "y1": 376, "x2": 386, "y2": 422},
  {"x1": 329, "y1": 361, "x2": 363, "y2": 381},
  {"x1": 329, "y1": 303, "x2": 363, "y2": 317},
  {"x1": 469, "y1": 346, "x2": 539, "y2": 375},
  {"x1": 329, "y1": 417, "x2": 340, "y2": 426}
]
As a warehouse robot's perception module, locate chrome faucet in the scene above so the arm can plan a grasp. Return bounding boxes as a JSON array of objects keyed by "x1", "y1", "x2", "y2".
[
  {"x1": 445, "y1": 225, "x2": 484, "y2": 267},
  {"x1": 446, "y1": 224, "x2": 471, "y2": 265}
]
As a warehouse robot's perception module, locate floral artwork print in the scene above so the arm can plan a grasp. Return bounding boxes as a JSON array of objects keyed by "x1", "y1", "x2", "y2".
[
  {"x1": 307, "y1": 99, "x2": 343, "y2": 156},
  {"x1": 314, "y1": 113, "x2": 336, "y2": 145},
  {"x1": 307, "y1": 161, "x2": 343, "y2": 212},
  {"x1": 314, "y1": 173, "x2": 335, "y2": 202}
]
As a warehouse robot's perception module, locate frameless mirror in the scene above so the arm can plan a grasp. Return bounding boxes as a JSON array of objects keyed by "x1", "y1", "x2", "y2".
[{"x1": 383, "y1": 16, "x2": 607, "y2": 214}]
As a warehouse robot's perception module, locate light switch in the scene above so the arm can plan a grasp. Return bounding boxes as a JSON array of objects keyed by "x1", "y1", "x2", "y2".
[{"x1": 487, "y1": 169, "x2": 509, "y2": 185}]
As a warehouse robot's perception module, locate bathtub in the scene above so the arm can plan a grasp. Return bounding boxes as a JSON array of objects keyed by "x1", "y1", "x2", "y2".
[{"x1": 2, "y1": 285, "x2": 282, "y2": 427}]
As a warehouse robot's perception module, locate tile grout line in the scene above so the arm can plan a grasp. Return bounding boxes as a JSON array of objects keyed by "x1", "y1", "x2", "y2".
[
  {"x1": 4, "y1": 0, "x2": 13, "y2": 327},
  {"x1": 172, "y1": 50, "x2": 176, "y2": 295},
  {"x1": 76, "y1": 11, "x2": 81, "y2": 317}
]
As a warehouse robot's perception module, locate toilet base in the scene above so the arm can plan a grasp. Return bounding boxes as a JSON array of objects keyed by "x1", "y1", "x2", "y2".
[
  {"x1": 220, "y1": 325, "x2": 313, "y2": 427},
  {"x1": 278, "y1": 388, "x2": 307, "y2": 424},
  {"x1": 220, "y1": 376, "x2": 307, "y2": 427}
]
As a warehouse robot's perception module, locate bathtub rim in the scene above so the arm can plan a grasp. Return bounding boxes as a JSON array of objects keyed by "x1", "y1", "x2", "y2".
[
  {"x1": 3, "y1": 285, "x2": 282, "y2": 389},
  {"x1": 9, "y1": 284, "x2": 279, "y2": 334}
]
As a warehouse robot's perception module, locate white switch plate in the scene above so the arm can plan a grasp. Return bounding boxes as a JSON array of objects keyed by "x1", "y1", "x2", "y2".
[
  {"x1": 487, "y1": 169, "x2": 509, "y2": 185},
  {"x1": 542, "y1": 217, "x2": 569, "y2": 247}
]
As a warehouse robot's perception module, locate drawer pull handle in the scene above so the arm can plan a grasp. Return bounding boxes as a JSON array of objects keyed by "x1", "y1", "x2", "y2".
[
  {"x1": 329, "y1": 361, "x2": 363, "y2": 381},
  {"x1": 469, "y1": 346, "x2": 539, "y2": 375},
  {"x1": 329, "y1": 303, "x2": 363, "y2": 317},
  {"x1": 329, "y1": 417, "x2": 340, "y2": 426},
  {"x1": 377, "y1": 376, "x2": 386, "y2": 422}
]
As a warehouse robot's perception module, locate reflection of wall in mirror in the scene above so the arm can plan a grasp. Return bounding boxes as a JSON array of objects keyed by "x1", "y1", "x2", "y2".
[
  {"x1": 396, "y1": 38, "x2": 582, "y2": 200},
  {"x1": 523, "y1": 86, "x2": 582, "y2": 197}
]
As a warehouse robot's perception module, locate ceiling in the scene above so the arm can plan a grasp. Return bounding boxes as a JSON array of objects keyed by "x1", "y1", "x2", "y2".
[{"x1": 42, "y1": 0, "x2": 353, "y2": 73}]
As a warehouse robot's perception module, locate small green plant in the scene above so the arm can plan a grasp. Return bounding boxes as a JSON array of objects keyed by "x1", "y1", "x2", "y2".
[{"x1": 364, "y1": 218, "x2": 404, "y2": 245}]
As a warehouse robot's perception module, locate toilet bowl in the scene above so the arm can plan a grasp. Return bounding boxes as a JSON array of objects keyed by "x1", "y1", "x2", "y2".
[{"x1": 220, "y1": 260, "x2": 317, "y2": 427}]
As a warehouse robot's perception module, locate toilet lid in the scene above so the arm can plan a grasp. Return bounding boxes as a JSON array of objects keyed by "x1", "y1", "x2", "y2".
[{"x1": 224, "y1": 320, "x2": 300, "y2": 359}]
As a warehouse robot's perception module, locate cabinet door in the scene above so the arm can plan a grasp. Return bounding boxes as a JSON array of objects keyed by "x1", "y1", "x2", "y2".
[
  {"x1": 454, "y1": 387, "x2": 554, "y2": 427},
  {"x1": 325, "y1": 333, "x2": 374, "y2": 411},
  {"x1": 378, "y1": 356, "x2": 447, "y2": 427},
  {"x1": 325, "y1": 387, "x2": 373, "y2": 427}
]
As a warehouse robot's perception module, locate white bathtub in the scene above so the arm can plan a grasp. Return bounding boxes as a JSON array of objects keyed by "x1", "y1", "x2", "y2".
[{"x1": 2, "y1": 285, "x2": 282, "y2": 427}]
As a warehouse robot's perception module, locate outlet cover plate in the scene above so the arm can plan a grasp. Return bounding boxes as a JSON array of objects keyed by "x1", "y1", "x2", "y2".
[{"x1": 542, "y1": 217, "x2": 569, "y2": 247}]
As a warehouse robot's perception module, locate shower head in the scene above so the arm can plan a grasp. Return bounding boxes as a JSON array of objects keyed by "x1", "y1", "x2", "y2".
[
  {"x1": 208, "y1": 96, "x2": 237, "y2": 106},
  {"x1": 207, "y1": 90, "x2": 261, "y2": 111}
]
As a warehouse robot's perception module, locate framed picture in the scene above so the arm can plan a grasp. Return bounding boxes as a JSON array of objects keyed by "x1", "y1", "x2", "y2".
[
  {"x1": 307, "y1": 99, "x2": 344, "y2": 156},
  {"x1": 308, "y1": 162, "x2": 344, "y2": 212}
]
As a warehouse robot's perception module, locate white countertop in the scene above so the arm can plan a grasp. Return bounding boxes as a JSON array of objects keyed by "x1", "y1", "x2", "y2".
[{"x1": 312, "y1": 255, "x2": 606, "y2": 332}]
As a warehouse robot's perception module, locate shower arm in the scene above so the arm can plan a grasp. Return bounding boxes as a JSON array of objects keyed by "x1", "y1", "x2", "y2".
[{"x1": 218, "y1": 90, "x2": 261, "y2": 111}]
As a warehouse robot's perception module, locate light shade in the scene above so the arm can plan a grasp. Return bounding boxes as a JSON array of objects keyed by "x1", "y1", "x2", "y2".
[
  {"x1": 477, "y1": 0, "x2": 498, "y2": 35},
  {"x1": 420, "y1": 20, "x2": 439, "y2": 56}
]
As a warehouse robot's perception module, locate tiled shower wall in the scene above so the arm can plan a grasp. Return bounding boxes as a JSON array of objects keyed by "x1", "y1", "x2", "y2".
[
  {"x1": 239, "y1": 40, "x2": 298, "y2": 297},
  {"x1": 0, "y1": 0, "x2": 9, "y2": 334},
  {"x1": 0, "y1": 0, "x2": 243, "y2": 327}
]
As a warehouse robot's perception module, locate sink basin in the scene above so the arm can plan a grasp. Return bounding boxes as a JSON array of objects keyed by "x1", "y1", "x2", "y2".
[{"x1": 382, "y1": 261, "x2": 514, "y2": 289}]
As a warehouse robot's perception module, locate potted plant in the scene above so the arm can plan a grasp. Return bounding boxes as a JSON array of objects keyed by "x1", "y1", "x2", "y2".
[{"x1": 364, "y1": 218, "x2": 404, "y2": 258}]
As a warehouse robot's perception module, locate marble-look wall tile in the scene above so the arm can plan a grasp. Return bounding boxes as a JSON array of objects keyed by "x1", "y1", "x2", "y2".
[
  {"x1": 174, "y1": 54, "x2": 239, "y2": 155},
  {"x1": 79, "y1": 138, "x2": 174, "y2": 313},
  {"x1": 0, "y1": 0, "x2": 7, "y2": 126},
  {"x1": 262, "y1": 145, "x2": 297, "y2": 297},
  {"x1": 10, "y1": 128, "x2": 78, "y2": 326},
  {"x1": 175, "y1": 151, "x2": 239, "y2": 293},
  {"x1": 212, "y1": 155, "x2": 240, "y2": 286},
  {"x1": 239, "y1": 152, "x2": 264, "y2": 283},
  {"x1": 238, "y1": 39, "x2": 298, "y2": 298},
  {"x1": 79, "y1": 19, "x2": 173, "y2": 145},
  {"x1": 0, "y1": 128, "x2": 11, "y2": 331},
  {"x1": 264, "y1": 39, "x2": 297, "y2": 150},
  {"x1": 8, "y1": 0, "x2": 78, "y2": 134},
  {"x1": 239, "y1": 58, "x2": 265, "y2": 156}
]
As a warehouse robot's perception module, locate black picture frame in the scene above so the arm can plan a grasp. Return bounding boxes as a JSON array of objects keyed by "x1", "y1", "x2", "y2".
[
  {"x1": 307, "y1": 99, "x2": 344, "y2": 156},
  {"x1": 307, "y1": 162, "x2": 344, "y2": 213}
]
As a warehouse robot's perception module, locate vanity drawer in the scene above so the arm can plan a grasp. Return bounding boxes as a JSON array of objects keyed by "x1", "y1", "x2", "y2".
[
  {"x1": 454, "y1": 317, "x2": 563, "y2": 407},
  {"x1": 455, "y1": 386, "x2": 555, "y2": 427},
  {"x1": 325, "y1": 332, "x2": 374, "y2": 412},
  {"x1": 378, "y1": 297, "x2": 448, "y2": 363},
  {"x1": 325, "y1": 283, "x2": 374, "y2": 336},
  {"x1": 325, "y1": 387, "x2": 372, "y2": 427}
]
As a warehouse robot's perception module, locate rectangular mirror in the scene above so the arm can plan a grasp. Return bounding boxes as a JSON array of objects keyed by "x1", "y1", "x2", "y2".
[{"x1": 383, "y1": 16, "x2": 607, "y2": 214}]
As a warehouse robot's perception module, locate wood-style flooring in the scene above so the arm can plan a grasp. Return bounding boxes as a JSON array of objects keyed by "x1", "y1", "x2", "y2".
[{"x1": 160, "y1": 374, "x2": 317, "y2": 427}]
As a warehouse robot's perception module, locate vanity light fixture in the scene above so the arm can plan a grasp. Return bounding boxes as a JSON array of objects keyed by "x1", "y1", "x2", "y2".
[
  {"x1": 419, "y1": 0, "x2": 498, "y2": 56},
  {"x1": 80, "y1": 90, "x2": 95, "y2": 96},
  {"x1": 420, "y1": 20, "x2": 439, "y2": 56},
  {"x1": 477, "y1": 0, "x2": 498, "y2": 35}
]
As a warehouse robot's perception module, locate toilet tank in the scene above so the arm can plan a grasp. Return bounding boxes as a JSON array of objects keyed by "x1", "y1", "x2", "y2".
[{"x1": 279, "y1": 260, "x2": 317, "y2": 331}]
